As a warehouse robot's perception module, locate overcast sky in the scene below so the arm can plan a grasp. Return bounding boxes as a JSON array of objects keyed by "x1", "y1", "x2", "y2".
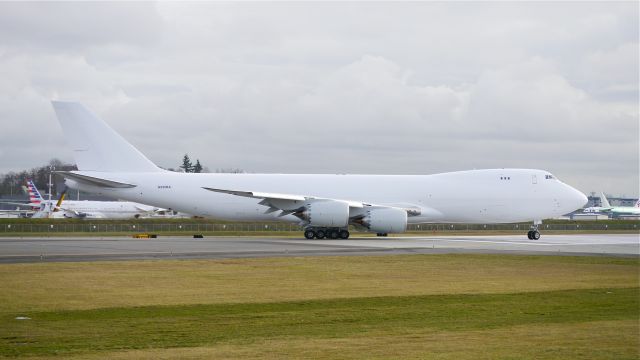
[{"x1": 0, "y1": 2, "x2": 638, "y2": 197}]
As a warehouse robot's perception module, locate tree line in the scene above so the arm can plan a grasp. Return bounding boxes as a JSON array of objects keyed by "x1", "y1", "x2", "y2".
[
  {"x1": 0, "y1": 155, "x2": 243, "y2": 196},
  {"x1": 167, "y1": 154, "x2": 243, "y2": 174},
  {"x1": 0, "y1": 159, "x2": 76, "y2": 197}
]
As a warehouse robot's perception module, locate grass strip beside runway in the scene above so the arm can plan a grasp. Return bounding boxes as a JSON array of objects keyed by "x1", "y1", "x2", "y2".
[
  {"x1": 1, "y1": 288, "x2": 638, "y2": 359},
  {"x1": 0, "y1": 254, "x2": 638, "y2": 359}
]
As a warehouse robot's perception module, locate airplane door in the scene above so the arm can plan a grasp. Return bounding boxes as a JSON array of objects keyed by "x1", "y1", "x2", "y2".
[{"x1": 532, "y1": 175, "x2": 537, "y2": 184}]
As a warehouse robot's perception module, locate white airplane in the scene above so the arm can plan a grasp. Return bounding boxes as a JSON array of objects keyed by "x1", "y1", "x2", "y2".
[
  {"x1": 583, "y1": 192, "x2": 613, "y2": 214},
  {"x1": 51, "y1": 101, "x2": 587, "y2": 240},
  {"x1": 584, "y1": 192, "x2": 640, "y2": 217},
  {"x1": 11, "y1": 179, "x2": 162, "y2": 219}
]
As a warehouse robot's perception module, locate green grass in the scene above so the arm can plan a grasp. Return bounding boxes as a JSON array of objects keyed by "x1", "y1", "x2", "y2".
[
  {"x1": 0, "y1": 254, "x2": 638, "y2": 359},
  {"x1": 1, "y1": 255, "x2": 637, "y2": 313},
  {"x1": 1, "y1": 288, "x2": 637, "y2": 358}
]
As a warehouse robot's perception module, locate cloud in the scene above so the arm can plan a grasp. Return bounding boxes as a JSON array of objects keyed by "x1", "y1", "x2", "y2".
[
  {"x1": 0, "y1": 2, "x2": 163, "y2": 52},
  {"x1": 0, "y1": 2, "x2": 637, "y2": 196}
]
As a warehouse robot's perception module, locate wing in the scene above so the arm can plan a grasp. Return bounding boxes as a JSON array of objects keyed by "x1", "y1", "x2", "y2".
[
  {"x1": 202, "y1": 187, "x2": 421, "y2": 218},
  {"x1": 0, "y1": 201, "x2": 39, "y2": 208},
  {"x1": 203, "y1": 187, "x2": 363, "y2": 217},
  {"x1": 134, "y1": 205, "x2": 160, "y2": 212},
  {"x1": 54, "y1": 206, "x2": 86, "y2": 218},
  {"x1": 0, "y1": 209, "x2": 34, "y2": 214}
]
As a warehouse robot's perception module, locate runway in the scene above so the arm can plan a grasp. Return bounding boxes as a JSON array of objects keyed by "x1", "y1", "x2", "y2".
[{"x1": 0, "y1": 234, "x2": 637, "y2": 263}]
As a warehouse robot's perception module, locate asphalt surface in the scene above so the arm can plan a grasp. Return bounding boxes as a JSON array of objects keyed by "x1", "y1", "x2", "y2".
[{"x1": 0, "y1": 234, "x2": 637, "y2": 263}]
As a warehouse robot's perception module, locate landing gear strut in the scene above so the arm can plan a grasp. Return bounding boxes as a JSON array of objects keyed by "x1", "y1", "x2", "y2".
[
  {"x1": 527, "y1": 220, "x2": 541, "y2": 240},
  {"x1": 303, "y1": 227, "x2": 350, "y2": 239}
]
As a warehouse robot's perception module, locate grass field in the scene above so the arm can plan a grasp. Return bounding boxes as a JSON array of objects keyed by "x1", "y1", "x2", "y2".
[{"x1": 0, "y1": 254, "x2": 638, "y2": 359}]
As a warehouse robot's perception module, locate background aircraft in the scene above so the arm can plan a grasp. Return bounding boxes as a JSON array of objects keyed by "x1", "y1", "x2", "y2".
[
  {"x1": 8, "y1": 179, "x2": 164, "y2": 219},
  {"x1": 582, "y1": 192, "x2": 613, "y2": 214},
  {"x1": 51, "y1": 101, "x2": 587, "y2": 239},
  {"x1": 583, "y1": 192, "x2": 640, "y2": 217}
]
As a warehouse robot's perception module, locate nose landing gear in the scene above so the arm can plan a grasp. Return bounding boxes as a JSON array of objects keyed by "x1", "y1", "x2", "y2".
[
  {"x1": 527, "y1": 220, "x2": 542, "y2": 240},
  {"x1": 527, "y1": 230, "x2": 540, "y2": 240}
]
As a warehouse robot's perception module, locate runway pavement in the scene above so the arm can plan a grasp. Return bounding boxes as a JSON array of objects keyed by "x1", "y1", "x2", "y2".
[{"x1": 0, "y1": 234, "x2": 637, "y2": 263}]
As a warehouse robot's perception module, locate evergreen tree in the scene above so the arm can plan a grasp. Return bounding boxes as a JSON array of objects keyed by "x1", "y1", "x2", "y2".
[
  {"x1": 180, "y1": 154, "x2": 193, "y2": 173},
  {"x1": 0, "y1": 158, "x2": 76, "y2": 196},
  {"x1": 193, "y1": 159, "x2": 203, "y2": 173}
]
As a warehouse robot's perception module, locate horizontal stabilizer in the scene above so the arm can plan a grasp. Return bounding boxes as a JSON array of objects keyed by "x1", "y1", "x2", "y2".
[{"x1": 56, "y1": 171, "x2": 137, "y2": 188}]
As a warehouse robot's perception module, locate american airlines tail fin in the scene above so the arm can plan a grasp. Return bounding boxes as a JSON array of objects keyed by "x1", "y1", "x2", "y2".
[
  {"x1": 51, "y1": 101, "x2": 161, "y2": 172},
  {"x1": 26, "y1": 179, "x2": 43, "y2": 208},
  {"x1": 599, "y1": 192, "x2": 611, "y2": 208}
]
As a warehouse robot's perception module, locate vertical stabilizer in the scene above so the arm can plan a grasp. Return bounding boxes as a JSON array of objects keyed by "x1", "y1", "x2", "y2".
[
  {"x1": 599, "y1": 192, "x2": 611, "y2": 208},
  {"x1": 26, "y1": 179, "x2": 43, "y2": 209},
  {"x1": 52, "y1": 101, "x2": 161, "y2": 172}
]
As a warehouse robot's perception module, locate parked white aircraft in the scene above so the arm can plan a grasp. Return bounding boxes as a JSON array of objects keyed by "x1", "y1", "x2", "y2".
[
  {"x1": 583, "y1": 192, "x2": 612, "y2": 214},
  {"x1": 584, "y1": 192, "x2": 640, "y2": 217},
  {"x1": 13, "y1": 179, "x2": 161, "y2": 219},
  {"x1": 51, "y1": 101, "x2": 587, "y2": 239}
]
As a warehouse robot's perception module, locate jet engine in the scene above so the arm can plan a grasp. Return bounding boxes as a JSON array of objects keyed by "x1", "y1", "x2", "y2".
[
  {"x1": 300, "y1": 200, "x2": 350, "y2": 227},
  {"x1": 360, "y1": 207, "x2": 407, "y2": 233}
]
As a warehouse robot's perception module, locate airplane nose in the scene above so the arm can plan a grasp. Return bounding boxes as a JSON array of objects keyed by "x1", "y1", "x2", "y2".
[{"x1": 567, "y1": 185, "x2": 588, "y2": 210}]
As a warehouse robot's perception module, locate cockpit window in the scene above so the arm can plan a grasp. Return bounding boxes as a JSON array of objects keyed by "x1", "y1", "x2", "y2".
[{"x1": 545, "y1": 174, "x2": 555, "y2": 180}]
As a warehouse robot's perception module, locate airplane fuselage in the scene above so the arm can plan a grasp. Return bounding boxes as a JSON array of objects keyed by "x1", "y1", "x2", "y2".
[
  {"x1": 66, "y1": 168, "x2": 586, "y2": 224},
  {"x1": 33, "y1": 200, "x2": 156, "y2": 219}
]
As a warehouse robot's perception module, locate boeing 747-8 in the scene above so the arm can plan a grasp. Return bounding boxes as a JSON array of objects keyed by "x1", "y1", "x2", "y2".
[{"x1": 51, "y1": 101, "x2": 587, "y2": 240}]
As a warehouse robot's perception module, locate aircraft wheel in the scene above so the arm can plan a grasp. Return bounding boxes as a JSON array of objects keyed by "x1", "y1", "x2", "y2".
[
  {"x1": 339, "y1": 230, "x2": 350, "y2": 239},
  {"x1": 315, "y1": 229, "x2": 326, "y2": 239},
  {"x1": 328, "y1": 230, "x2": 339, "y2": 239},
  {"x1": 527, "y1": 231, "x2": 533, "y2": 240},
  {"x1": 532, "y1": 230, "x2": 540, "y2": 240},
  {"x1": 304, "y1": 229, "x2": 315, "y2": 239}
]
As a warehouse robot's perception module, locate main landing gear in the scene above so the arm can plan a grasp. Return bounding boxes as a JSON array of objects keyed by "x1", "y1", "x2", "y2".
[
  {"x1": 527, "y1": 220, "x2": 542, "y2": 240},
  {"x1": 304, "y1": 227, "x2": 350, "y2": 239}
]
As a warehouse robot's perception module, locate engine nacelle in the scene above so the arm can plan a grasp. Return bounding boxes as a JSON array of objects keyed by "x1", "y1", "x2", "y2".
[
  {"x1": 361, "y1": 207, "x2": 407, "y2": 233},
  {"x1": 301, "y1": 200, "x2": 349, "y2": 227}
]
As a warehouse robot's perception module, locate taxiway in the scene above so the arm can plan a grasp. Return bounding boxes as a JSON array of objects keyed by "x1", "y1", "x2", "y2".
[{"x1": 0, "y1": 234, "x2": 637, "y2": 263}]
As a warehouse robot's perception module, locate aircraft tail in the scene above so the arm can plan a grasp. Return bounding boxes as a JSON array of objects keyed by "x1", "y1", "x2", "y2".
[
  {"x1": 599, "y1": 192, "x2": 611, "y2": 208},
  {"x1": 635, "y1": 199, "x2": 640, "y2": 208},
  {"x1": 53, "y1": 188, "x2": 67, "y2": 213},
  {"x1": 26, "y1": 179, "x2": 43, "y2": 208},
  {"x1": 51, "y1": 101, "x2": 161, "y2": 172}
]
